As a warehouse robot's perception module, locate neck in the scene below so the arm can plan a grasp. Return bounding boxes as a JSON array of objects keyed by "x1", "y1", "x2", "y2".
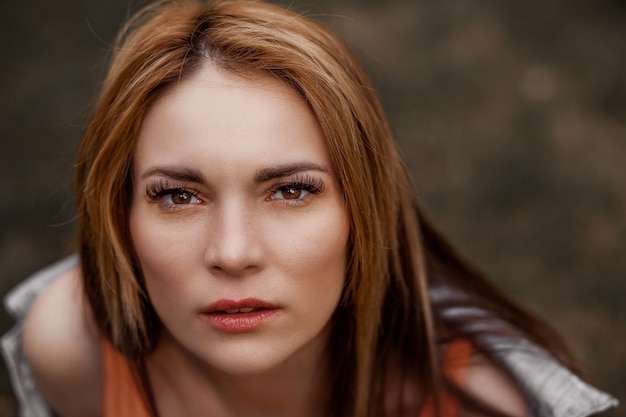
[{"x1": 146, "y1": 329, "x2": 332, "y2": 417}]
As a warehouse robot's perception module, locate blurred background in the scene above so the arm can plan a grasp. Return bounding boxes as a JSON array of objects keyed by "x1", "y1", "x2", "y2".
[{"x1": 0, "y1": 0, "x2": 624, "y2": 415}]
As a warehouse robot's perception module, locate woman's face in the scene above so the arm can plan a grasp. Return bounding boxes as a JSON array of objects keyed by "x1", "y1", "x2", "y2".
[{"x1": 129, "y1": 63, "x2": 349, "y2": 375}]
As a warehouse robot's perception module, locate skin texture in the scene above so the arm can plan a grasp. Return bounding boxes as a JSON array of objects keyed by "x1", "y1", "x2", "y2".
[
  {"x1": 23, "y1": 268, "x2": 102, "y2": 417},
  {"x1": 129, "y1": 63, "x2": 350, "y2": 416}
]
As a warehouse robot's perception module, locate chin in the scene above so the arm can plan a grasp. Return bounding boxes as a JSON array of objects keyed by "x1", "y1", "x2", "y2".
[
  {"x1": 203, "y1": 345, "x2": 303, "y2": 377},
  {"x1": 192, "y1": 331, "x2": 329, "y2": 379}
]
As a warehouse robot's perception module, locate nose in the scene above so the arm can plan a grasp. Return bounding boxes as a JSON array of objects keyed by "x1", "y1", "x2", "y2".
[{"x1": 204, "y1": 202, "x2": 262, "y2": 277}]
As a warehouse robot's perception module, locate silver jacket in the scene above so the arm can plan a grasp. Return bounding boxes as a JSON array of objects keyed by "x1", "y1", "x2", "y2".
[{"x1": 1, "y1": 255, "x2": 618, "y2": 417}]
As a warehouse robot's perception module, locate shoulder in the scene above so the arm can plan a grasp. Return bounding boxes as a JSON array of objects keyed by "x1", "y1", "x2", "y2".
[
  {"x1": 23, "y1": 265, "x2": 102, "y2": 417},
  {"x1": 461, "y1": 352, "x2": 529, "y2": 417}
]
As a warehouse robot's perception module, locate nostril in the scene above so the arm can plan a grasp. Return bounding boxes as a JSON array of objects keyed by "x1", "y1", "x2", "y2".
[{"x1": 209, "y1": 263, "x2": 260, "y2": 278}]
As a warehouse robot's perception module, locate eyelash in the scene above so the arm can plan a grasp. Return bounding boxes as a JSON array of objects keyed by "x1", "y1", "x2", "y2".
[
  {"x1": 146, "y1": 180, "x2": 199, "y2": 206},
  {"x1": 144, "y1": 175, "x2": 325, "y2": 208},
  {"x1": 268, "y1": 174, "x2": 325, "y2": 203}
]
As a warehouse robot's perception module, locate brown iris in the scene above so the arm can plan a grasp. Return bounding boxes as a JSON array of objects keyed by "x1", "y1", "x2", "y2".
[
  {"x1": 171, "y1": 190, "x2": 194, "y2": 204},
  {"x1": 280, "y1": 187, "x2": 303, "y2": 200}
]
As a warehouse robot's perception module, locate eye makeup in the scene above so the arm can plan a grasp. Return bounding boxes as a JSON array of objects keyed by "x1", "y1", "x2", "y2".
[
  {"x1": 144, "y1": 179, "x2": 202, "y2": 211},
  {"x1": 142, "y1": 170, "x2": 326, "y2": 211},
  {"x1": 267, "y1": 174, "x2": 325, "y2": 202}
]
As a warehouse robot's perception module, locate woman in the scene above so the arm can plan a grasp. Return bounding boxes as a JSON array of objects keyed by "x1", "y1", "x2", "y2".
[{"x1": 2, "y1": 0, "x2": 616, "y2": 416}]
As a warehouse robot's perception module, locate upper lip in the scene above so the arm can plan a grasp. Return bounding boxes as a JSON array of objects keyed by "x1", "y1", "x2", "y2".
[{"x1": 201, "y1": 298, "x2": 279, "y2": 313}]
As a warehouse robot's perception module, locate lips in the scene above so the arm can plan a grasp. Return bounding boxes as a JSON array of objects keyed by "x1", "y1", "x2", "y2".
[
  {"x1": 200, "y1": 298, "x2": 281, "y2": 332},
  {"x1": 222, "y1": 307, "x2": 259, "y2": 314},
  {"x1": 203, "y1": 298, "x2": 278, "y2": 313}
]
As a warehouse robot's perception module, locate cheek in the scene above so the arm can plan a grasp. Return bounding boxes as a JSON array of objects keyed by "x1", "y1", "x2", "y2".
[
  {"x1": 128, "y1": 207, "x2": 202, "y2": 297},
  {"x1": 277, "y1": 205, "x2": 350, "y2": 290}
]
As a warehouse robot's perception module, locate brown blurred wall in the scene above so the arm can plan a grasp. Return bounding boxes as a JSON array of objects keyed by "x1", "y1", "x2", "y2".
[{"x1": 0, "y1": 1, "x2": 624, "y2": 416}]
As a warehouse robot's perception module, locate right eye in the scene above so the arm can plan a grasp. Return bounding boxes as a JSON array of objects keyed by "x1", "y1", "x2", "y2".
[
  {"x1": 162, "y1": 189, "x2": 201, "y2": 205},
  {"x1": 146, "y1": 181, "x2": 202, "y2": 209}
]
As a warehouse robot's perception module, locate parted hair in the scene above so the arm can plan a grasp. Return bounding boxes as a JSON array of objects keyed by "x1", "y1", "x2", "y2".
[{"x1": 74, "y1": 1, "x2": 576, "y2": 416}]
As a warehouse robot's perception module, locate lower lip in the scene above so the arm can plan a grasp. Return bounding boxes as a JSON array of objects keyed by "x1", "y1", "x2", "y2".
[{"x1": 200, "y1": 309, "x2": 281, "y2": 332}]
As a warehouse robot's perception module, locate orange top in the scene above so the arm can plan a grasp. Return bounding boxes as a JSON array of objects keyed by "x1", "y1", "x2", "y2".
[
  {"x1": 101, "y1": 338, "x2": 151, "y2": 417},
  {"x1": 101, "y1": 338, "x2": 472, "y2": 417},
  {"x1": 419, "y1": 338, "x2": 474, "y2": 417}
]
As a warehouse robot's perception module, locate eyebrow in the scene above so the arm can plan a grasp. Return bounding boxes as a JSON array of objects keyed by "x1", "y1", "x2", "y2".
[
  {"x1": 139, "y1": 162, "x2": 328, "y2": 183},
  {"x1": 254, "y1": 162, "x2": 328, "y2": 183},
  {"x1": 140, "y1": 167, "x2": 206, "y2": 183}
]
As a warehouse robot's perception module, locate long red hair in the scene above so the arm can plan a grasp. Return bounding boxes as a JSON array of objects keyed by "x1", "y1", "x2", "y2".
[{"x1": 74, "y1": 1, "x2": 577, "y2": 416}]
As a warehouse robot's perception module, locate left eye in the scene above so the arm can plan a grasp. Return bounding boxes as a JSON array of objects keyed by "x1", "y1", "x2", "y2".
[
  {"x1": 271, "y1": 186, "x2": 309, "y2": 200},
  {"x1": 165, "y1": 190, "x2": 201, "y2": 205}
]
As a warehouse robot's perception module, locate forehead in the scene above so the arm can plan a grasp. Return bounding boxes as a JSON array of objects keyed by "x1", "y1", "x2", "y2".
[
  {"x1": 158, "y1": 65, "x2": 296, "y2": 109},
  {"x1": 134, "y1": 62, "x2": 331, "y2": 176}
]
